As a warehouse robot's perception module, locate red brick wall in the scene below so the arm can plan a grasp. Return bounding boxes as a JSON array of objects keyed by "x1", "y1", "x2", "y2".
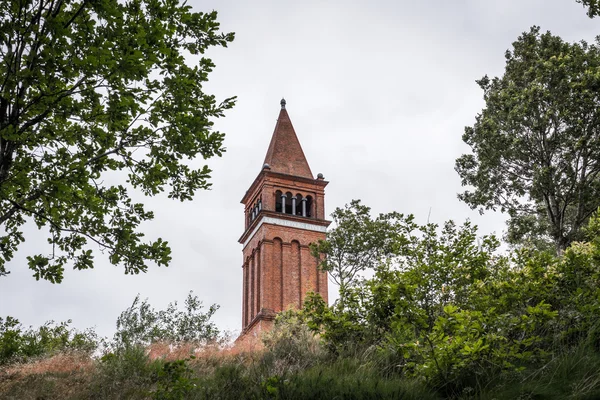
[
  {"x1": 241, "y1": 222, "x2": 329, "y2": 334},
  {"x1": 240, "y1": 170, "x2": 330, "y2": 336}
]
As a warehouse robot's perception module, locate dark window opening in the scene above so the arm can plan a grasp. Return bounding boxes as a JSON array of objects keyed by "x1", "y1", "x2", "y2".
[
  {"x1": 284, "y1": 192, "x2": 293, "y2": 214},
  {"x1": 275, "y1": 190, "x2": 282, "y2": 212},
  {"x1": 306, "y1": 196, "x2": 313, "y2": 218}
]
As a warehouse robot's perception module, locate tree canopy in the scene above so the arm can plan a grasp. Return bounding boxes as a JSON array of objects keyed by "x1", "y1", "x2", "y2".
[
  {"x1": 302, "y1": 201, "x2": 600, "y2": 395},
  {"x1": 578, "y1": 0, "x2": 600, "y2": 17},
  {"x1": 112, "y1": 292, "x2": 219, "y2": 350},
  {"x1": 0, "y1": 0, "x2": 235, "y2": 282},
  {"x1": 310, "y1": 200, "x2": 410, "y2": 305},
  {"x1": 455, "y1": 27, "x2": 600, "y2": 253}
]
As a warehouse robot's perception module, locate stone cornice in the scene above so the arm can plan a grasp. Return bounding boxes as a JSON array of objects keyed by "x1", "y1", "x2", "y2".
[{"x1": 239, "y1": 212, "x2": 330, "y2": 248}]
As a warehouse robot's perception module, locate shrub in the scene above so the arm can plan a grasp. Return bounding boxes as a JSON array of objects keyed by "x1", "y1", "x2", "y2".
[
  {"x1": 261, "y1": 309, "x2": 325, "y2": 374},
  {"x1": 0, "y1": 317, "x2": 97, "y2": 365},
  {"x1": 112, "y1": 291, "x2": 219, "y2": 351},
  {"x1": 153, "y1": 357, "x2": 198, "y2": 400},
  {"x1": 306, "y1": 206, "x2": 600, "y2": 397}
]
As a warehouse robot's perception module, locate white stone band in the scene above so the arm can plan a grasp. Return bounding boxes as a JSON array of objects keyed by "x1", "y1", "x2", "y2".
[{"x1": 242, "y1": 216, "x2": 327, "y2": 249}]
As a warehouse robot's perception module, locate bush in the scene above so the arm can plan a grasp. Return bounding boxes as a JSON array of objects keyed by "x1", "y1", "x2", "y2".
[
  {"x1": 153, "y1": 357, "x2": 199, "y2": 400},
  {"x1": 112, "y1": 291, "x2": 219, "y2": 351},
  {"x1": 0, "y1": 317, "x2": 97, "y2": 365},
  {"x1": 306, "y1": 206, "x2": 600, "y2": 397},
  {"x1": 261, "y1": 309, "x2": 325, "y2": 374}
]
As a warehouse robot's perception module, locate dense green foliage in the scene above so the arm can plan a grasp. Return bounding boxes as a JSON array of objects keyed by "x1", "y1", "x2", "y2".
[
  {"x1": 455, "y1": 27, "x2": 600, "y2": 253},
  {"x1": 2, "y1": 313, "x2": 600, "y2": 399},
  {"x1": 0, "y1": 0, "x2": 235, "y2": 283},
  {"x1": 3, "y1": 211, "x2": 600, "y2": 397},
  {"x1": 0, "y1": 316, "x2": 96, "y2": 365},
  {"x1": 0, "y1": 291, "x2": 218, "y2": 367},
  {"x1": 578, "y1": 0, "x2": 600, "y2": 17},
  {"x1": 5, "y1": 205, "x2": 600, "y2": 398},
  {"x1": 309, "y1": 200, "x2": 408, "y2": 305},
  {"x1": 111, "y1": 291, "x2": 219, "y2": 350},
  {"x1": 305, "y1": 201, "x2": 600, "y2": 397}
]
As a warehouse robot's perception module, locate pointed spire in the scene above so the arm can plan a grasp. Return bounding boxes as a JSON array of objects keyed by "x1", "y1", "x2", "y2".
[{"x1": 263, "y1": 99, "x2": 313, "y2": 179}]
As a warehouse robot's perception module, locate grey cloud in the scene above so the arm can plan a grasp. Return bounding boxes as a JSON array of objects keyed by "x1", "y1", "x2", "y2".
[{"x1": 1, "y1": 0, "x2": 597, "y2": 339}]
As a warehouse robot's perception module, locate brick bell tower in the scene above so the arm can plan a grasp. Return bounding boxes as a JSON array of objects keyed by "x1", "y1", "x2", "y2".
[{"x1": 238, "y1": 99, "x2": 330, "y2": 337}]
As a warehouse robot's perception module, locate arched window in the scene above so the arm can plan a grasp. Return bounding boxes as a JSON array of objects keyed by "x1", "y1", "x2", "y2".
[
  {"x1": 305, "y1": 195, "x2": 313, "y2": 218},
  {"x1": 295, "y1": 193, "x2": 303, "y2": 216},
  {"x1": 275, "y1": 190, "x2": 282, "y2": 212},
  {"x1": 285, "y1": 192, "x2": 293, "y2": 214}
]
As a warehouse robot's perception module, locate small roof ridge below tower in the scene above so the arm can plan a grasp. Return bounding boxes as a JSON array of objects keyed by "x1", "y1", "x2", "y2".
[{"x1": 262, "y1": 99, "x2": 313, "y2": 179}]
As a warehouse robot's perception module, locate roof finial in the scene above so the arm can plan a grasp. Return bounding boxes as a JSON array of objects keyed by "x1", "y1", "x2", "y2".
[{"x1": 280, "y1": 98, "x2": 286, "y2": 109}]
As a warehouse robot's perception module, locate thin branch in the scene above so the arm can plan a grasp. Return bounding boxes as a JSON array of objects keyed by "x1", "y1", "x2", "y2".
[
  {"x1": 7, "y1": 198, "x2": 116, "y2": 252},
  {"x1": 63, "y1": 0, "x2": 88, "y2": 28}
]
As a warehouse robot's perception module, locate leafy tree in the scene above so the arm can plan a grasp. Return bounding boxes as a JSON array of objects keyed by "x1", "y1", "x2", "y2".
[
  {"x1": 0, "y1": 0, "x2": 235, "y2": 282},
  {"x1": 304, "y1": 201, "x2": 600, "y2": 394},
  {"x1": 456, "y1": 27, "x2": 600, "y2": 253},
  {"x1": 305, "y1": 214, "x2": 504, "y2": 355},
  {"x1": 309, "y1": 200, "x2": 410, "y2": 306},
  {"x1": 112, "y1": 291, "x2": 219, "y2": 349},
  {"x1": 577, "y1": 0, "x2": 600, "y2": 17}
]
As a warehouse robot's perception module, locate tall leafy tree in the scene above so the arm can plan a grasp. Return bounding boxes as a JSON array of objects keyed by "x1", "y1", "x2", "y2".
[
  {"x1": 310, "y1": 200, "x2": 410, "y2": 306},
  {"x1": 0, "y1": 0, "x2": 235, "y2": 282},
  {"x1": 112, "y1": 292, "x2": 219, "y2": 349},
  {"x1": 455, "y1": 27, "x2": 600, "y2": 253}
]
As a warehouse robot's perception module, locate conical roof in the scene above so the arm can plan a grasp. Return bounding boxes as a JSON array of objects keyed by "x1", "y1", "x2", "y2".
[{"x1": 263, "y1": 99, "x2": 313, "y2": 179}]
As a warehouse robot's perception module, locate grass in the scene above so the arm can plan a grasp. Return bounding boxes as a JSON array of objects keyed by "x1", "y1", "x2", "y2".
[
  {"x1": 1, "y1": 339, "x2": 600, "y2": 399},
  {"x1": 470, "y1": 345, "x2": 600, "y2": 400},
  {"x1": 0, "y1": 341, "x2": 439, "y2": 400}
]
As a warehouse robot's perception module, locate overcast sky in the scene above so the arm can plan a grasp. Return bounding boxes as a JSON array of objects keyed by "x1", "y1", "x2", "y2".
[{"x1": 1, "y1": 0, "x2": 598, "y2": 339}]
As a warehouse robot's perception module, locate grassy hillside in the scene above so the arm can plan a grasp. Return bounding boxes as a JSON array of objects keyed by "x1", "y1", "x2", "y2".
[{"x1": 1, "y1": 335, "x2": 600, "y2": 399}]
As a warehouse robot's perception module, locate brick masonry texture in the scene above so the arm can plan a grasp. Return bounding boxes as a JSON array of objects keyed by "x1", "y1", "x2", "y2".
[
  {"x1": 239, "y1": 103, "x2": 330, "y2": 337},
  {"x1": 263, "y1": 106, "x2": 313, "y2": 179}
]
